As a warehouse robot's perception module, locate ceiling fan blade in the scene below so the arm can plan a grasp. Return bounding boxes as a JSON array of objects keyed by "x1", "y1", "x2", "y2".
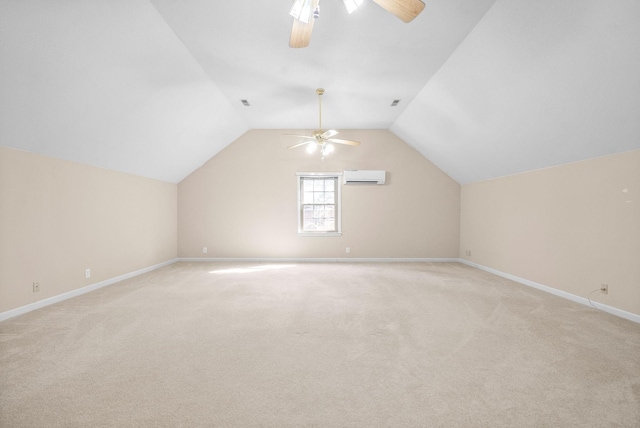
[
  {"x1": 326, "y1": 138, "x2": 361, "y2": 146},
  {"x1": 289, "y1": 19, "x2": 313, "y2": 48},
  {"x1": 372, "y1": 0, "x2": 425, "y2": 23},
  {"x1": 321, "y1": 129, "x2": 339, "y2": 140},
  {"x1": 288, "y1": 140, "x2": 314, "y2": 149},
  {"x1": 289, "y1": 0, "x2": 318, "y2": 48}
]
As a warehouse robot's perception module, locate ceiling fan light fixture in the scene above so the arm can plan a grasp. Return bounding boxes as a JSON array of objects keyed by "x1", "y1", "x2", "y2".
[
  {"x1": 290, "y1": 0, "x2": 314, "y2": 23},
  {"x1": 285, "y1": 88, "x2": 361, "y2": 160},
  {"x1": 342, "y1": 0, "x2": 364, "y2": 14}
]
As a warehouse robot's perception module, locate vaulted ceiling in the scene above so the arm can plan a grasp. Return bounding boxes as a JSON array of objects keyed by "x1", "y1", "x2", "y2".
[{"x1": 1, "y1": 1, "x2": 639, "y2": 184}]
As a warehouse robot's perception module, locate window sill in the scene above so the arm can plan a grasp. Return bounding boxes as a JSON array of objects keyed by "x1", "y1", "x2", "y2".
[{"x1": 298, "y1": 232, "x2": 342, "y2": 237}]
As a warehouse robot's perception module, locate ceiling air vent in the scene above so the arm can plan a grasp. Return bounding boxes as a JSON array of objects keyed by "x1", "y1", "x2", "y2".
[
  {"x1": 391, "y1": 99, "x2": 400, "y2": 107},
  {"x1": 240, "y1": 99, "x2": 250, "y2": 106}
]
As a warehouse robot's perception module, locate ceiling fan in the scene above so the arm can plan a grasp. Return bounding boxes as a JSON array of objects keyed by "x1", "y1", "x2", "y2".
[
  {"x1": 290, "y1": 0, "x2": 426, "y2": 48},
  {"x1": 286, "y1": 88, "x2": 361, "y2": 160}
]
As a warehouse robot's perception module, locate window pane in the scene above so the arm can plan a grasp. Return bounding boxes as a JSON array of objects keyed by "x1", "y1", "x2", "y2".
[
  {"x1": 302, "y1": 205, "x2": 337, "y2": 231},
  {"x1": 325, "y1": 205, "x2": 335, "y2": 218},
  {"x1": 304, "y1": 191, "x2": 314, "y2": 204},
  {"x1": 304, "y1": 180, "x2": 314, "y2": 191},
  {"x1": 303, "y1": 205, "x2": 314, "y2": 219},
  {"x1": 313, "y1": 180, "x2": 325, "y2": 191},
  {"x1": 324, "y1": 179, "x2": 335, "y2": 191},
  {"x1": 325, "y1": 191, "x2": 334, "y2": 204}
]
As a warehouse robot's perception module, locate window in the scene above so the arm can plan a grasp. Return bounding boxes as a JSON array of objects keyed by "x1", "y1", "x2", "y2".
[{"x1": 297, "y1": 173, "x2": 342, "y2": 236}]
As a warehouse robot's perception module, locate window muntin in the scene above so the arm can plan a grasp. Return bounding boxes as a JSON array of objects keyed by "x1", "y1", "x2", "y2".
[{"x1": 297, "y1": 173, "x2": 342, "y2": 236}]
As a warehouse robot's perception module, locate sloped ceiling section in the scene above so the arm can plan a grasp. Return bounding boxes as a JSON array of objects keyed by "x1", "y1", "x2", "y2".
[
  {"x1": 1, "y1": 1, "x2": 639, "y2": 185},
  {"x1": 392, "y1": 0, "x2": 640, "y2": 184},
  {"x1": 148, "y1": 0, "x2": 497, "y2": 131},
  {"x1": 1, "y1": 0, "x2": 498, "y2": 184},
  {"x1": 0, "y1": 0, "x2": 248, "y2": 183}
]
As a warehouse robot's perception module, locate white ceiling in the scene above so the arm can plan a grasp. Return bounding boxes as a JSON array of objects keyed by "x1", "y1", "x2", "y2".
[{"x1": 1, "y1": 1, "x2": 639, "y2": 184}]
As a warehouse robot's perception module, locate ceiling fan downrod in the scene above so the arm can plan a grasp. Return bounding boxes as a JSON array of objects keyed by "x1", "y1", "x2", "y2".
[{"x1": 317, "y1": 88, "x2": 324, "y2": 132}]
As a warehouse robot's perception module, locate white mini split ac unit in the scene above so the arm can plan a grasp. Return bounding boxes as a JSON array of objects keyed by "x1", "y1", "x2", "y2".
[{"x1": 343, "y1": 170, "x2": 386, "y2": 185}]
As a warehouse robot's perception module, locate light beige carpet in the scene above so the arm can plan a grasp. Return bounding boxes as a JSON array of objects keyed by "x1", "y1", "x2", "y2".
[{"x1": 1, "y1": 262, "x2": 639, "y2": 427}]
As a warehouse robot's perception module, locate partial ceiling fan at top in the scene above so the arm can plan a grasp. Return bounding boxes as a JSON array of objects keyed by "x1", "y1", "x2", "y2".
[{"x1": 289, "y1": 0, "x2": 426, "y2": 48}]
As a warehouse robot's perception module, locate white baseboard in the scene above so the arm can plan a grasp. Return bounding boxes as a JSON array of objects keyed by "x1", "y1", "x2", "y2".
[
  {"x1": 459, "y1": 259, "x2": 640, "y2": 324},
  {"x1": 4, "y1": 257, "x2": 636, "y2": 325},
  {"x1": 178, "y1": 257, "x2": 460, "y2": 263},
  {"x1": 0, "y1": 259, "x2": 178, "y2": 322}
]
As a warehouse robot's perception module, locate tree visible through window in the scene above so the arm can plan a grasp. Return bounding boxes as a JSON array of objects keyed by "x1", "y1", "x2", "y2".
[{"x1": 297, "y1": 174, "x2": 341, "y2": 235}]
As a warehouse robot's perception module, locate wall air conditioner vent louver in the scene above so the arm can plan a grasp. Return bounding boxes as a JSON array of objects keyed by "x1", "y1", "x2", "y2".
[{"x1": 343, "y1": 170, "x2": 386, "y2": 185}]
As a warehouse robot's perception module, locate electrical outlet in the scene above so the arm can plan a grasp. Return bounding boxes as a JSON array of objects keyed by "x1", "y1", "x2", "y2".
[
  {"x1": 600, "y1": 284, "x2": 608, "y2": 294},
  {"x1": 345, "y1": 247, "x2": 350, "y2": 254},
  {"x1": 203, "y1": 247, "x2": 208, "y2": 254},
  {"x1": 466, "y1": 250, "x2": 471, "y2": 257},
  {"x1": 85, "y1": 268, "x2": 91, "y2": 279},
  {"x1": 33, "y1": 282, "x2": 40, "y2": 293}
]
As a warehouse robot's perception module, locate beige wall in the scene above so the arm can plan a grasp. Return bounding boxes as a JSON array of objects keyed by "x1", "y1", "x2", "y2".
[
  {"x1": 460, "y1": 150, "x2": 640, "y2": 315},
  {"x1": 0, "y1": 147, "x2": 177, "y2": 313},
  {"x1": 178, "y1": 130, "x2": 461, "y2": 259},
  {"x1": 3, "y1": 137, "x2": 637, "y2": 318}
]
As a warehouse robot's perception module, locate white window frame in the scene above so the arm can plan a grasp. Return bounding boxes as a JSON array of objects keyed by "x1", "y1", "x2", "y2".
[{"x1": 296, "y1": 172, "x2": 342, "y2": 237}]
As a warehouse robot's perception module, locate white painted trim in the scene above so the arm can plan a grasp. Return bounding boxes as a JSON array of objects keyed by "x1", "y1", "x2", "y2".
[
  {"x1": 296, "y1": 172, "x2": 343, "y2": 176},
  {"x1": 297, "y1": 174, "x2": 342, "y2": 236},
  {"x1": 297, "y1": 232, "x2": 343, "y2": 237},
  {"x1": 178, "y1": 257, "x2": 461, "y2": 263},
  {"x1": 0, "y1": 259, "x2": 178, "y2": 322},
  {"x1": 6, "y1": 257, "x2": 635, "y2": 325},
  {"x1": 460, "y1": 259, "x2": 640, "y2": 324}
]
